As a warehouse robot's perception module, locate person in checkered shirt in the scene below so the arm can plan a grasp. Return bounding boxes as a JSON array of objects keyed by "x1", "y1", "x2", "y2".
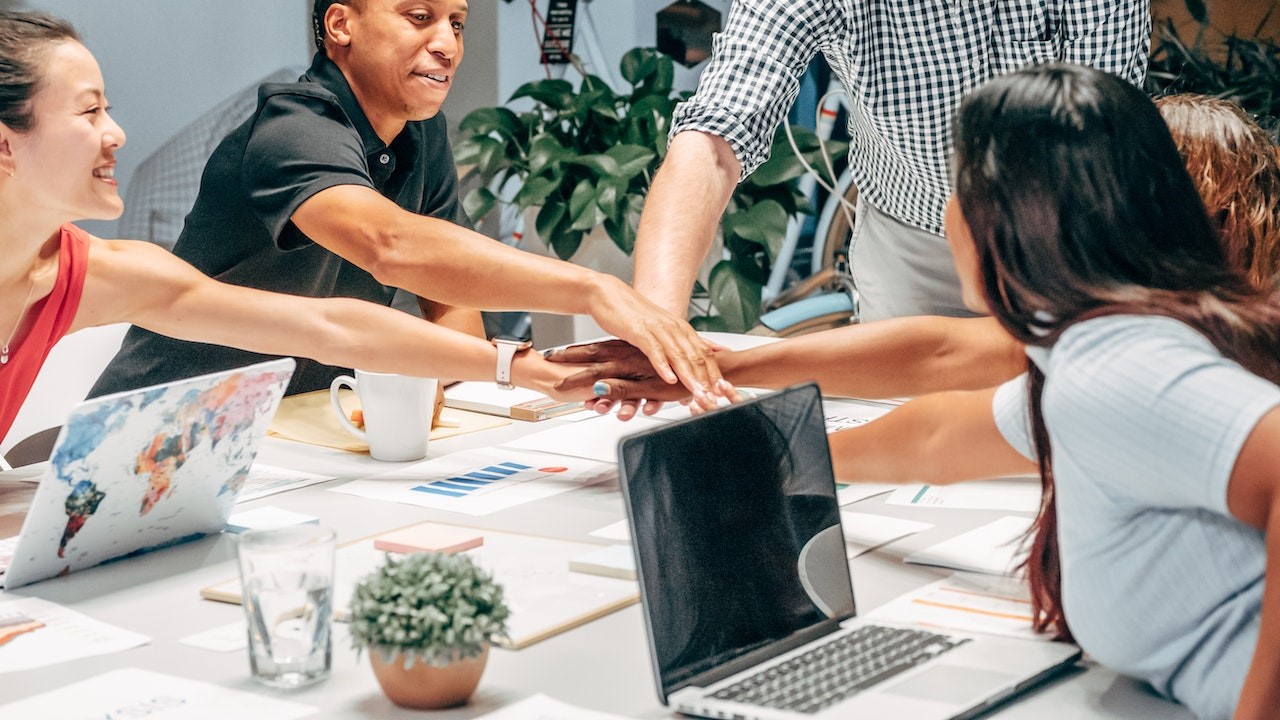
[{"x1": 632, "y1": 0, "x2": 1151, "y2": 323}]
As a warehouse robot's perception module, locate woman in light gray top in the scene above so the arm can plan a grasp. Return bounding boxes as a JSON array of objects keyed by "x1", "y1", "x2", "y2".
[{"x1": 828, "y1": 64, "x2": 1280, "y2": 719}]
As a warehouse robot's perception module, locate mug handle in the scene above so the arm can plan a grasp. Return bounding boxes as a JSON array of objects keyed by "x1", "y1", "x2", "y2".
[{"x1": 329, "y1": 375, "x2": 367, "y2": 440}]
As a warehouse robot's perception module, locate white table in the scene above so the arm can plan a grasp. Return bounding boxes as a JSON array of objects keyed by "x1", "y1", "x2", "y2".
[{"x1": 0, "y1": 406, "x2": 1191, "y2": 719}]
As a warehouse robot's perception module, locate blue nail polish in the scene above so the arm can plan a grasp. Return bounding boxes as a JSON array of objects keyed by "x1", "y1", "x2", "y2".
[{"x1": 593, "y1": 381, "x2": 609, "y2": 396}]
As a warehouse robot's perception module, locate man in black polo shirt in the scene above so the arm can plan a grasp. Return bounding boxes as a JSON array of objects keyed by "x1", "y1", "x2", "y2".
[{"x1": 90, "y1": 0, "x2": 721, "y2": 403}]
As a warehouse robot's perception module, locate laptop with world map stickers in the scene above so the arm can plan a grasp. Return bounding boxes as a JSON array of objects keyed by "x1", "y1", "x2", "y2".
[{"x1": 3, "y1": 358, "x2": 294, "y2": 589}]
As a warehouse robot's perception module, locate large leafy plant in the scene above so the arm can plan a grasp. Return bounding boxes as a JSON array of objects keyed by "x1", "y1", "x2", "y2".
[
  {"x1": 348, "y1": 552, "x2": 510, "y2": 669},
  {"x1": 456, "y1": 47, "x2": 846, "y2": 332},
  {"x1": 456, "y1": 47, "x2": 679, "y2": 260}
]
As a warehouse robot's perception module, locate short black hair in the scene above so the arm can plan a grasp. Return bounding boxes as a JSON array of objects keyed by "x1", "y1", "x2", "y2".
[
  {"x1": 312, "y1": 0, "x2": 362, "y2": 52},
  {"x1": 0, "y1": 11, "x2": 79, "y2": 131}
]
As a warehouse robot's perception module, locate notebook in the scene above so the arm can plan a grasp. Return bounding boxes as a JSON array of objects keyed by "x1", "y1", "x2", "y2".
[
  {"x1": 2, "y1": 359, "x2": 294, "y2": 589},
  {"x1": 617, "y1": 383, "x2": 1080, "y2": 720}
]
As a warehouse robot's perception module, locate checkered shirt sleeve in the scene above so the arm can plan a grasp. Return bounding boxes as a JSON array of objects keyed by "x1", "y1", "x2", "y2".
[{"x1": 672, "y1": 0, "x2": 1150, "y2": 235}]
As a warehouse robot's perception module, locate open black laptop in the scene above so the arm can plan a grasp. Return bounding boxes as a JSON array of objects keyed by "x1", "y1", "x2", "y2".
[{"x1": 617, "y1": 383, "x2": 1079, "y2": 719}]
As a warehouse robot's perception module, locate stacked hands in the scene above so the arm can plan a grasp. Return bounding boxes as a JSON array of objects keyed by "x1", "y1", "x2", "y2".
[{"x1": 545, "y1": 339, "x2": 744, "y2": 420}]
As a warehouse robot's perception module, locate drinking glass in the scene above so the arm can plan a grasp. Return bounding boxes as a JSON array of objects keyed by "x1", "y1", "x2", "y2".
[{"x1": 237, "y1": 524, "x2": 336, "y2": 688}]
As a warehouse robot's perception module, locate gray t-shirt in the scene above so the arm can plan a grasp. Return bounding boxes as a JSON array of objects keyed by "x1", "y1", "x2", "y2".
[
  {"x1": 90, "y1": 52, "x2": 465, "y2": 398},
  {"x1": 994, "y1": 315, "x2": 1276, "y2": 720}
]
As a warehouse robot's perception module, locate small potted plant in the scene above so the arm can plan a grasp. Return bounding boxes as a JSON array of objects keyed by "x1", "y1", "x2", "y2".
[{"x1": 349, "y1": 552, "x2": 510, "y2": 709}]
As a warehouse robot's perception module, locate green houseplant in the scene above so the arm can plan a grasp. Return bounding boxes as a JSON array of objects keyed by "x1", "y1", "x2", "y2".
[
  {"x1": 455, "y1": 47, "x2": 846, "y2": 332},
  {"x1": 349, "y1": 552, "x2": 510, "y2": 709}
]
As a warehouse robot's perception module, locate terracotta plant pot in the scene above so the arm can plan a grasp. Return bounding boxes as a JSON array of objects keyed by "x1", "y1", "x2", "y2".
[{"x1": 368, "y1": 645, "x2": 489, "y2": 710}]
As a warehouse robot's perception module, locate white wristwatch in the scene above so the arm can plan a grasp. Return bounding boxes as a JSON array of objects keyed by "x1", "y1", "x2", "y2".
[{"x1": 491, "y1": 336, "x2": 533, "y2": 390}]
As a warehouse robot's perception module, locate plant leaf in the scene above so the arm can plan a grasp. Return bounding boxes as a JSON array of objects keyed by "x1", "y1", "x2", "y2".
[
  {"x1": 605, "y1": 144, "x2": 657, "y2": 179},
  {"x1": 1184, "y1": 0, "x2": 1208, "y2": 25},
  {"x1": 509, "y1": 79, "x2": 574, "y2": 109},
  {"x1": 568, "y1": 178, "x2": 605, "y2": 231},
  {"x1": 515, "y1": 176, "x2": 558, "y2": 207},
  {"x1": 457, "y1": 106, "x2": 521, "y2": 141},
  {"x1": 527, "y1": 134, "x2": 568, "y2": 176},
  {"x1": 708, "y1": 261, "x2": 763, "y2": 333},
  {"x1": 567, "y1": 153, "x2": 621, "y2": 177},
  {"x1": 550, "y1": 228, "x2": 585, "y2": 259},
  {"x1": 723, "y1": 199, "x2": 789, "y2": 261},
  {"x1": 620, "y1": 47, "x2": 656, "y2": 86},
  {"x1": 535, "y1": 202, "x2": 567, "y2": 247},
  {"x1": 462, "y1": 187, "x2": 497, "y2": 223}
]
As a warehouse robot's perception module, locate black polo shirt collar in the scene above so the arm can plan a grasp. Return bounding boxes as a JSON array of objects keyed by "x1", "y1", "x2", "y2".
[{"x1": 302, "y1": 52, "x2": 412, "y2": 186}]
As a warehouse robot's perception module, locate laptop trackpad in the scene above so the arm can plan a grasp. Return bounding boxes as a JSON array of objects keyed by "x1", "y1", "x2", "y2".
[{"x1": 882, "y1": 665, "x2": 1016, "y2": 704}]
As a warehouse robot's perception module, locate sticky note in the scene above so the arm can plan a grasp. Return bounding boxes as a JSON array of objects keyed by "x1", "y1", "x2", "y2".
[{"x1": 372, "y1": 524, "x2": 484, "y2": 554}]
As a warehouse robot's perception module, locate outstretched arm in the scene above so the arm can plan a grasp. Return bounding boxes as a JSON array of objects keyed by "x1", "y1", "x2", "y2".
[
  {"x1": 75, "y1": 238, "x2": 591, "y2": 401},
  {"x1": 1225, "y1": 406, "x2": 1280, "y2": 719},
  {"x1": 827, "y1": 386, "x2": 1035, "y2": 484},
  {"x1": 549, "y1": 316, "x2": 1024, "y2": 403},
  {"x1": 631, "y1": 131, "x2": 741, "y2": 315},
  {"x1": 289, "y1": 184, "x2": 721, "y2": 402}
]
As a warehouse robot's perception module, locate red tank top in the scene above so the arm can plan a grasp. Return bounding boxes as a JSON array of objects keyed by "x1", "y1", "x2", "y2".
[{"x1": 0, "y1": 224, "x2": 90, "y2": 443}]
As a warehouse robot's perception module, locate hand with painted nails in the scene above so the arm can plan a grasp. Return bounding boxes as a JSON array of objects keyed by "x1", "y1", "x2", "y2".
[{"x1": 546, "y1": 339, "x2": 741, "y2": 420}]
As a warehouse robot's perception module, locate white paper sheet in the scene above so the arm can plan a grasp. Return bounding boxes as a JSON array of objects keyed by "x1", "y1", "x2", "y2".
[
  {"x1": 178, "y1": 621, "x2": 248, "y2": 653},
  {"x1": 0, "y1": 667, "x2": 314, "y2": 718},
  {"x1": 588, "y1": 519, "x2": 631, "y2": 541},
  {"x1": 328, "y1": 448, "x2": 615, "y2": 515},
  {"x1": 886, "y1": 479, "x2": 1041, "y2": 512},
  {"x1": 500, "y1": 414, "x2": 667, "y2": 464},
  {"x1": 474, "y1": 692, "x2": 632, "y2": 720},
  {"x1": 840, "y1": 512, "x2": 933, "y2": 558},
  {"x1": 904, "y1": 516, "x2": 1034, "y2": 576},
  {"x1": 0, "y1": 596, "x2": 149, "y2": 673},
  {"x1": 866, "y1": 572, "x2": 1049, "y2": 642},
  {"x1": 238, "y1": 463, "x2": 335, "y2": 503},
  {"x1": 835, "y1": 482, "x2": 898, "y2": 506}
]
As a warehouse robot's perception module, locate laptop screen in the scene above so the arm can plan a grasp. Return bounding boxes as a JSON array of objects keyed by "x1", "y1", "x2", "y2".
[{"x1": 619, "y1": 383, "x2": 855, "y2": 696}]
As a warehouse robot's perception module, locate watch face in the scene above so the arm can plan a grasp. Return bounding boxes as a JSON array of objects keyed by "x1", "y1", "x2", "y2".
[{"x1": 493, "y1": 335, "x2": 533, "y2": 349}]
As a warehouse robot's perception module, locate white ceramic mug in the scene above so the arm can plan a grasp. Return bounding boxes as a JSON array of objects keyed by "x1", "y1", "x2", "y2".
[{"x1": 329, "y1": 371, "x2": 436, "y2": 462}]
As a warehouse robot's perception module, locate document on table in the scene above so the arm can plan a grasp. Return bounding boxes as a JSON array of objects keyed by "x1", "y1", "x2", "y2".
[
  {"x1": 328, "y1": 447, "x2": 615, "y2": 515},
  {"x1": 501, "y1": 414, "x2": 668, "y2": 464},
  {"x1": 237, "y1": 463, "x2": 335, "y2": 503},
  {"x1": 840, "y1": 512, "x2": 932, "y2": 558},
  {"x1": 0, "y1": 596, "x2": 149, "y2": 673},
  {"x1": 886, "y1": 478, "x2": 1041, "y2": 512},
  {"x1": 474, "y1": 692, "x2": 633, "y2": 719},
  {"x1": 866, "y1": 572, "x2": 1049, "y2": 643},
  {"x1": 835, "y1": 482, "x2": 897, "y2": 506},
  {"x1": 0, "y1": 667, "x2": 314, "y2": 718},
  {"x1": 588, "y1": 519, "x2": 630, "y2": 541},
  {"x1": 904, "y1": 516, "x2": 1034, "y2": 576}
]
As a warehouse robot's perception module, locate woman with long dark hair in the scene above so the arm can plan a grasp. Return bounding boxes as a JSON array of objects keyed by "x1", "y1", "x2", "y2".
[{"x1": 829, "y1": 64, "x2": 1279, "y2": 719}]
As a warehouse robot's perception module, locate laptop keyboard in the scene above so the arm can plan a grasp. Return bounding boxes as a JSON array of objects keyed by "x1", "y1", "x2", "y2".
[{"x1": 709, "y1": 624, "x2": 966, "y2": 714}]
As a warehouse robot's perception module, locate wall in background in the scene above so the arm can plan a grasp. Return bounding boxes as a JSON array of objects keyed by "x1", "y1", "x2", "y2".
[{"x1": 16, "y1": 0, "x2": 312, "y2": 236}]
